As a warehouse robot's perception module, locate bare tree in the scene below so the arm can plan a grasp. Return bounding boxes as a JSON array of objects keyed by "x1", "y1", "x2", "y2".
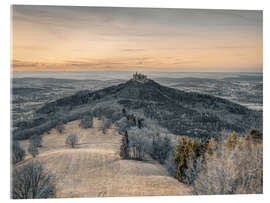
[
  {"x1": 128, "y1": 127, "x2": 153, "y2": 160},
  {"x1": 30, "y1": 134, "x2": 42, "y2": 148},
  {"x1": 28, "y1": 141, "x2": 39, "y2": 158},
  {"x1": 65, "y1": 134, "x2": 78, "y2": 148},
  {"x1": 116, "y1": 117, "x2": 130, "y2": 134},
  {"x1": 100, "y1": 117, "x2": 111, "y2": 134},
  {"x1": 12, "y1": 140, "x2": 25, "y2": 164},
  {"x1": 193, "y1": 136, "x2": 263, "y2": 195},
  {"x1": 79, "y1": 116, "x2": 93, "y2": 129},
  {"x1": 12, "y1": 161, "x2": 56, "y2": 199},
  {"x1": 111, "y1": 111, "x2": 122, "y2": 123}
]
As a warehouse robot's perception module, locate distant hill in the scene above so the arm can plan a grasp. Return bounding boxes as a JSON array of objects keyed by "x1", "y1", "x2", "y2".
[{"x1": 13, "y1": 78, "x2": 262, "y2": 140}]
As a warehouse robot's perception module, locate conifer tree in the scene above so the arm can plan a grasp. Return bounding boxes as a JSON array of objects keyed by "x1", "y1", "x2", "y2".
[
  {"x1": 226, "y1": 131, "x2": 239, "y2": 150},
  {"x1": 120, "y1": 131, "x2": 129, "y2": 159},
  {"x1": 174, "y1": 136, "x2": 206, "y2": 184}
]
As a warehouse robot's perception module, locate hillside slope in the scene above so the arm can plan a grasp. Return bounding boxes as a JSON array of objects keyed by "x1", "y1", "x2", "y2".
[
  {"x1": 13, "y1": 79, "x2": 262, "y2": 140},
  {"x1": 17, "y1": 119, "x2": 192, "y2": 197}
]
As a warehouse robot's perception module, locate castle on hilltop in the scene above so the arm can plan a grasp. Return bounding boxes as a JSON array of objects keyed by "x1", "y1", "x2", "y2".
[{"x1": 132, "y1": 72, "x2": 148, "y2": 82}]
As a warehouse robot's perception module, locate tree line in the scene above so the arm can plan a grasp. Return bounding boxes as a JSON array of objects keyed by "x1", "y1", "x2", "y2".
[{"x1": 12, "y1": 103, "x2": 263, "y2": 198}]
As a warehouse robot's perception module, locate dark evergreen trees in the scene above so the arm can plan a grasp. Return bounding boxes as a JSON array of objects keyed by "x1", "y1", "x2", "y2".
[
  {"x1": 120, "y1": 131, "x2": 129, "y2": 159},
  {"x1": 174, "y1": 136, "x2": 206, "y2": 185}
]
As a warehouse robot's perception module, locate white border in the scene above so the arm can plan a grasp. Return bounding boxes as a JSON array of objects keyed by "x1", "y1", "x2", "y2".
[{"x1": 1, "y1": 0, "x2": 269, "y2": 202}]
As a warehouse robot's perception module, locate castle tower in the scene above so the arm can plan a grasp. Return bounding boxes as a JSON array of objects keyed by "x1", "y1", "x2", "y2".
[{"x1": 132, "y1": 72, "x2": 148, "y2": 82}]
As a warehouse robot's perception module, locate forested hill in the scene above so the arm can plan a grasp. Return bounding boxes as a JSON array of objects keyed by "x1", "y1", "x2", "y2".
[{"x1": 13, "y1": 78, "x2": 262, "y2": 140}]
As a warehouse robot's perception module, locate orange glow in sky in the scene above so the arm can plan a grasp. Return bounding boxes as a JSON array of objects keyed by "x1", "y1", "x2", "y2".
[{"x1": 12, "y1": 6, "x2": 263, "y2": 72}]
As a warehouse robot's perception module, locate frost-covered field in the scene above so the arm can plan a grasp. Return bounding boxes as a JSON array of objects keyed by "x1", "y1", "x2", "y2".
[{"x1": 17, "y1": 119, "x2": 191, "y2": 197}]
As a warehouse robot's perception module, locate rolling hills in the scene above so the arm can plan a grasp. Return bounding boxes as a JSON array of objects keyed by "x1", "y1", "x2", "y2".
[{"x1": 13, "y1": 78, "x2": 262, "y2": 140}]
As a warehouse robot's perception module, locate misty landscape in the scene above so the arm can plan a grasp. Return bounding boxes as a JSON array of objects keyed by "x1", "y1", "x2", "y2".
[
  {"x1": 12, "y1": 72, "x2": 262, "y2": 124},
  {"x1": 11, "y1": 71, "x2": 263, "y2": 198},
  {"x1": 11, "y1": 5, "x2": 263, "y2": 199}
]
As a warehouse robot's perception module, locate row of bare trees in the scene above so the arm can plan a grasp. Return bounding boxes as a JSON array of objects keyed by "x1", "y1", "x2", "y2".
[
  {"x1": 117, "y1": 109, "x2": 263, "y2": 195},
  {"x1": 12, "y1": 134, "x2": 43, "y2": 165},
  {"x1": 119, "y1": 128, "x2": 172, "y2": 162}
]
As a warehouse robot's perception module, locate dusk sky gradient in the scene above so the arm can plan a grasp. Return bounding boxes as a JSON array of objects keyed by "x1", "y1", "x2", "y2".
[{"x1": 12, "y1": 5, "x2": 263, "y2": 72}]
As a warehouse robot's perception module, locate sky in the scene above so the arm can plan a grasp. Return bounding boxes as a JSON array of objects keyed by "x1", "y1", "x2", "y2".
[{"x1": 11, "y1": 5, "x2": 263, "y2": 72}]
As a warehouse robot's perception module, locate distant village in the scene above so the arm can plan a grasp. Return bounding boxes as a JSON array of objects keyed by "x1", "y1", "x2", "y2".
[{"x1": 132, "y1": 72, "x2": 148, "y2": 82}]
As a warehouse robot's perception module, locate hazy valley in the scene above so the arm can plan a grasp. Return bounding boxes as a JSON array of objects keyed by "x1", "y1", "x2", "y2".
[{"x1": 11, "y1": 72, "x2": 263, "y2": 198}]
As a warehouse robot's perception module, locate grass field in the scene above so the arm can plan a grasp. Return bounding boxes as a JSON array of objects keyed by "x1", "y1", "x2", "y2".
[{"x1": 16, "y1": 119, "x2": 192, "y2": 198}]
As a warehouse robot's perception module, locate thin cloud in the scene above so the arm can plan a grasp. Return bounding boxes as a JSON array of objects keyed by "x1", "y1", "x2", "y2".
[
  {"x1": 173, "y1": 60, "x2": 200, "y2": 65},
  {"x1": 12, "y1": 60, "x2": 39, "y2": 68},
  {"x1": 213, "y1": 46, "x2": 254, "y2": 49},
  {"x1": 122, "y1": 49, "x2": 145, "y2": 52}
]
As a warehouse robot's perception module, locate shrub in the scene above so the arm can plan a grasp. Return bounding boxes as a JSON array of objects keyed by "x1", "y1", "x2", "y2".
[
  {"x1": 28, "y1": 141, "x2": 39, "y2": 158},
  {"x1": 244, "y1": 128, "x2": 263, "y2": 144},
  {"x1": 12, "y1": 161, "x2": 56, "y2": 199},
  {"x1": 79, "y1": 116, "x2": 93, "y2": 129},
  {"x1": 56, "y1": 124, "x2": 64, "y2": 134},
  {"x1": 164, "y1": 151, "x2": 177, "y2": 177},
  {"x1": 116, "y1": 117, "x2": 130, "y2": 134},
  {"x1": 206, "y1": 137, "x2": 218, "y2": 155},
  {"x1": 225, "y1": 131, "x2": 239, "y2": 150},
  {"x1": 152, "y1": 133, "x2": 172, "y2": 164},
  {"x1": 30, "y1": 134, "x2": 42, "y2": 148},
  {"x1": 65, "y1": 134, "x2": 78, "y2": 148},
  {"x1": 12, "y1": 141, "x2": 25, "y2": 164},
  {"x1": 111, "y1": 111, "x2": 123, "y2": 123},
  {"x1": 127, "y1": 114, "x2": 137, "y2": 126}
]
